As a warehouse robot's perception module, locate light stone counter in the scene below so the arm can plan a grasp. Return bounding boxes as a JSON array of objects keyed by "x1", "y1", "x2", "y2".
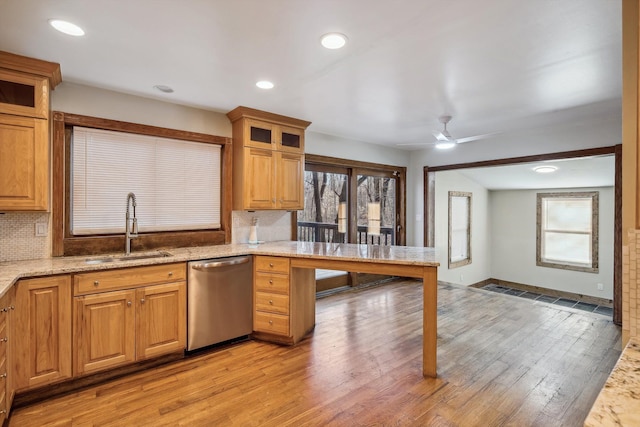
[
  {"x1": 0, "y1": 241, "x2": 438, "y2": 297},
  {"x1": 585, "y1": 339, "x2": 640, "y2": 426}
]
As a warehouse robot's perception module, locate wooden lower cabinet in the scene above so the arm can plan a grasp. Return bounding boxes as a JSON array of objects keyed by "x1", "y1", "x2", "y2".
[
  {"x1": 73, "y1": 289, "x2": 136, "y2": 375},
  {"x1": 253, "y1": 256, "x2": 315, "y2": 344},
  {"x1": 74, "y1": 283, "x2": 186, "y2": 375},
  {"x1": 13, "y1": 275, "x2": 72, "y2": 391},
  {"x1": 136, "y1": 283, "x2": 186, "y2": 360},
  {"x1": 0, "y1": 287, "x2": 15, "y2": 423}
]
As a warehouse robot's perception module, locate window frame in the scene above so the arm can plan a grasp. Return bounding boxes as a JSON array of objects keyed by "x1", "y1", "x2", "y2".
[
  {"x1": 536, "y1": 191, "x2": 599, "y2": 273},
  {"x1": 52, "y1": 111, "x2": 232, "y2": 256},
  {"x1": 296, "y1": 154, "x2": 406, "y2": 246},
  {"x1": 448, "y1": 191, "x2": 472, "y2": 269}
]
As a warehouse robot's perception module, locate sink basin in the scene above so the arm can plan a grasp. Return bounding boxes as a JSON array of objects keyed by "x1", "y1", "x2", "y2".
[{"x1": 85, "y1": 251, "x2": 172, "y2": 264}]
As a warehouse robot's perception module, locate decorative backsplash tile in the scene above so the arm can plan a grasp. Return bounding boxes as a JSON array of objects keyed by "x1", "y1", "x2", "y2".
[
  {"x1": 232, "y1": 211, "x2": 293, "y2": 244},
  {"x1": 0, "y1": 212, "x2": 51, "y2": 262}
]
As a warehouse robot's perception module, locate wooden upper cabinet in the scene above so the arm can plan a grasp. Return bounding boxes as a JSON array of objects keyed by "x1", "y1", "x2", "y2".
[
  {"x1": 0, "y1": 51, "x2": 61, "y2": 212},
  {"x1": 0, "y1": 114, "x2": 48, "y2": 210},
  {"x1": 227, "y1": 106, "x2": 310, "y2": 211}
]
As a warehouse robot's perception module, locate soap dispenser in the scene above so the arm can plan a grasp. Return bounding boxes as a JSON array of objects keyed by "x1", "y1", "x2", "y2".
[{"x1": 248, "y1": 217, "x2": 259, "y2": 244}]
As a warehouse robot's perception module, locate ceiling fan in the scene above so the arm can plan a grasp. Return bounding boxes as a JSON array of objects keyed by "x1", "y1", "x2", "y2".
[{"x1": 398, "y1": 115, "x2": 496, "y2": 149}]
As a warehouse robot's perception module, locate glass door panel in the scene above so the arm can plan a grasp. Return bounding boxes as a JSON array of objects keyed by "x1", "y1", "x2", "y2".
[
  {"x1": 297, "y1": 170, "x2": 348, "y2": 243},
  {"x1": 357, "y1": 174, "x2": 396, "y2": 245}
]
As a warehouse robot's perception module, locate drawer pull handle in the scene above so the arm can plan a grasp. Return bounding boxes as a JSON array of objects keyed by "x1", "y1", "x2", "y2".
[
  {"x1": 168, "y1": 272, "x2": 173, "y2": 277},
  {"x1": 269, "y1": 300, "x2": 273, "y2": 305},
  {"x1": 94, "y1": 280, "x2": 100, "y2": 287},
  {"x1": 127, "y1": 301, "x2": 132, "y2": 307}
]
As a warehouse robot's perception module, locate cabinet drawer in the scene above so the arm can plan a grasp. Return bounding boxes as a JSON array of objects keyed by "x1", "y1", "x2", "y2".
[
  {"x1": 255, "y1": 256, "x2": 289, "y2": 274},
  {"x1": 255, "y1": 272, "x2": 289, "y2": 294},
  {"x1": 255, "y1": 292, "x2": 289, "y2": 315},
  {"x1": 254, "y1": 311, "x2": 289, "y2": 336},
  {"x1": 74, "y1": 263, "x2": 186, "y2": 295}
]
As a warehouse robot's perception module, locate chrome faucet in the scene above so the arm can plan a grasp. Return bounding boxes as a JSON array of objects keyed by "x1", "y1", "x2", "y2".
[{"x1": 125, "y1": 192, "x2": 139, "y2": 255}]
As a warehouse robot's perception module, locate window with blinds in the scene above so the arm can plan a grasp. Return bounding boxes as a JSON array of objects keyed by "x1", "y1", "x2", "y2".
[
  {"x1": 72, "y1": 126, "x2": 221, "y2": 235},
  {"x1": 448, "y1": 191, "x2": 472, "y2": 268},
  {"x1": 536, "y1": 191, "x2": 598, "y2": 273}
]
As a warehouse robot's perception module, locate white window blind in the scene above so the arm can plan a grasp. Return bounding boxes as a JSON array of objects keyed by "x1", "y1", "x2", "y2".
[
  {"x1": 541, "y1": 197, "x2": 592, "y2": 266},
  {"x1": 72, "y1": 126, "x2": 221, "y2": 235}
]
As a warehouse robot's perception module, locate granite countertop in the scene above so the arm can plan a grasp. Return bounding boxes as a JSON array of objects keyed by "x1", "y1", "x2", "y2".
[
  {"x1": 0, "y1": 241, "x2": 438, "y2": 297},
  {"x1": 584, "y1": 339, "x2": 640, "y2": 426}
]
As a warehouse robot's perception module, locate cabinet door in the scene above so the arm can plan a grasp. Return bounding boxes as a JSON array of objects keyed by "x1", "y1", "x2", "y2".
[
  {"x1": 0, "y1": 69, "x2": 49, "y2": 119},
  {"x1": 245, "y1": 147, "x2": 276, "y2": 209},
  {"x1": 244, "y1": 118, "x2": 276, "y2": 149},
  {"x1": 278, "y1": 125, "x2": 304, "y2": 153},
  {"x1": 136, "y1": 282, "x2": 186, "y2": 360},
  {"x1": 277, "y1": 152, "x2": 304, "y2": 210},
  {"x1": 74, "y1": 290, "x2": 135, "y2": 375},
  {"x1": 0, "y1": 287, "x2": 14, "y2": 422},
  {"x1": 14, "y1": 276, "x2": 71, "y2": 390},
  {"x1": 0, "y1": 114, "x2": 48, "y2": 211}
]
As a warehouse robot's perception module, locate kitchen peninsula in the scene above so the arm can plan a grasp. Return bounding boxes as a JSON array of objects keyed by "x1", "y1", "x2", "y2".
[{"x1": 0, "y1": 241, "x2": 439, "y2": 383}]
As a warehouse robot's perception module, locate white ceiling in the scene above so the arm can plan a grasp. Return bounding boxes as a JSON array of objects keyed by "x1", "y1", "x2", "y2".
[
  {"x1": 0, "y1": 0, "x2": 622, "y2": 151},
  {"x1": 453, "y1": 155, "x2": 615, "y2": 190}
]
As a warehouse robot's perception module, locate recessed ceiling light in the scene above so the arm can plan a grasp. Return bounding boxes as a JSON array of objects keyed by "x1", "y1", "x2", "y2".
[
  {"x1": 435, "y1": 141, "x2": 456, "y2": 150},
  {"x1": 48, "y1": 19, "x2": 85, "y2": 36},
  {"x1": 321, "y1": 33, "x2": 347, "y2": 49},
  {"x1": 256, "y1": 80, "x2": 274, "y2": 89},
  {"x1": 153, "y1": 85, "x2": 174, "y2": 93},
  {"x1": 533, "y1": 165, "x2": 558, "y2": 173}
]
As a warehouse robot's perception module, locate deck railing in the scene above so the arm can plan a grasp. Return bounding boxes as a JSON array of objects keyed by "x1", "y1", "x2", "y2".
[{"x1": 297, "y1": 221, "x2": 395, "y2": 246}]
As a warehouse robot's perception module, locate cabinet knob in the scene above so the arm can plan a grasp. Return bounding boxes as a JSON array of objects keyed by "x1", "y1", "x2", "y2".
[
  {"x1": 168, "y1": 272, "x2": 173, "y2": 277},
  {"x1": 0, "y1": 409, "x2": 5, "y2": 414},
  {"x1": 269, "y1": 280, "x2": 273, "y2": 284},
  {"x1": 140, "y1": 298, "x2": 145, "y2": 304},
  {"x1": 9, "y1": 305, "x2": 14, "y2": 310},
  {"x1": 269, "y1": 263, "x2": 274, "y2": 267},
  {"x1": 269, "y1": 320, "x2": 273, "y2": 325},
  {"x1": 127, "y1": 301, "x2": 132, "y2": 307},
  {"x1": 269, "y1": 300, "x2": 273, "y2": 305},
  {"x1": 94, "y1": 280, "x2": 99, "y2": 287},
  {"x1": 0, "y1": 338, "x2": 7, "y2": 343},
  {"x1": 0, "y1": 373, "x2": 7, "y2": 379}
]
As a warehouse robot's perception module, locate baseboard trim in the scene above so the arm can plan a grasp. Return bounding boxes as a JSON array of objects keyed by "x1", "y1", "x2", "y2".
[{"x1": 470, "y1": 278, "x2": 613, "y2": 308}]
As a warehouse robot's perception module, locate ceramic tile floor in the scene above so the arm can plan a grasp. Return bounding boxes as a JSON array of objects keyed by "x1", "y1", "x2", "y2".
[{"x1": 480, "y1": 283, "x2": 613, "y2": 317}]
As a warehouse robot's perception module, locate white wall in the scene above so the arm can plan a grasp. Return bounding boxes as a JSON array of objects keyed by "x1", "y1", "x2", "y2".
[
  {"x1": 490, "y1": 187, "x2": 614, "y2": 299},
  {"x1": 434, "y1": 171, "x2": 491, "y2": 286},
  {"x1": 52, "y1": 82, "x2": 231, "y2": 136}
]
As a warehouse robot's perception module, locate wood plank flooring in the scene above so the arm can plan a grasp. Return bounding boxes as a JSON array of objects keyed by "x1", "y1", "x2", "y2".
[{"x1": 9, "y1": 280, "x2": 621, "y2": 426}]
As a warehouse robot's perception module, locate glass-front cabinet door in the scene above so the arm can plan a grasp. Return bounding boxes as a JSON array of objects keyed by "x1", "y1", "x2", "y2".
[{"x1": 0, "y1": 69, "x2": 49, "y2": 119}]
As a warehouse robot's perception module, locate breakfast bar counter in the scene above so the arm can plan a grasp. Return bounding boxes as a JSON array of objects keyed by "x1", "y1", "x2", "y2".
[{"x1": 0, "y1": 241, "x2": 439, "y2": 376}]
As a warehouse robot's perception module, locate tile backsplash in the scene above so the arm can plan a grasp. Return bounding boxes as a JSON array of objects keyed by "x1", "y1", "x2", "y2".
[
  {"x1": 0, "y1": 212, "x2": 51, "y2": 262},
  {"x1": 232, "y1": 210, "x2": 293, "y2": 244}
]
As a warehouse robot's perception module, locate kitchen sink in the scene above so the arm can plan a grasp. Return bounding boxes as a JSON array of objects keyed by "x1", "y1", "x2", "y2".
[{"x1": 85, "y1": 251, "x2": 173, "y2": 264}]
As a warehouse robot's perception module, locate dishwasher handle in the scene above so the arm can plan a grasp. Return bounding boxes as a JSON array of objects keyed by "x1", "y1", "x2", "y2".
[{"x1": 191, "y1": 256, "x2": 250, "y2": 271}]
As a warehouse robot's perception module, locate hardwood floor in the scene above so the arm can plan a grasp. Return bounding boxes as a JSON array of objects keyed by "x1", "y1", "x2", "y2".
[{"x1": 10, "y1": 280, "x2": 621, "y2": 426}]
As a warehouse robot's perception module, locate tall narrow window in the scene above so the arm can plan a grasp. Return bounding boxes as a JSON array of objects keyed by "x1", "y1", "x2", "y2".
[
  {"x1": 448, "y1": 191, "x2": 471, "y2": 268},
  {"x1": 537, "y1": 192, "x2": 598, "y2": 272}
]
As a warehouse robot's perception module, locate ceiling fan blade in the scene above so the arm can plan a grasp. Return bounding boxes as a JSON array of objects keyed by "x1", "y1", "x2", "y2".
[
  {"x1": 455, "y1": 132, "x2": 500, "y2": 144},
  {"x1": 396, "y1": 141, "x2": 437, "y2": 147}
]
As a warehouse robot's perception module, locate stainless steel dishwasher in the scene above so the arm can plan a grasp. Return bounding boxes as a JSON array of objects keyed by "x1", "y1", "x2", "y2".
[{"x1": 187, "y1": 256, "x2": 253, "y2": 351}]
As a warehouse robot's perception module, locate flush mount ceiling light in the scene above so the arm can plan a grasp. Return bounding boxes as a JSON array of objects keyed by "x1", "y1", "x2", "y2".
[
  {"x1": 153, "y1": 85, "x2": 174, "y2": 93},
  {"x1": 533, "y1": 165, "x2": 558, "y2": 174},
  {"x1": 321, "y1": 33, "x2": 347, "y2": 49},
  {"x1": 435, "y1": 141, "x2": 456, "y2": 150},
  {"x1": 256, "y1": 80, "x2": 274, "y2": 89},
  {"x1": 48, "y1": 19, "x2": 85, "y2": 36}
]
